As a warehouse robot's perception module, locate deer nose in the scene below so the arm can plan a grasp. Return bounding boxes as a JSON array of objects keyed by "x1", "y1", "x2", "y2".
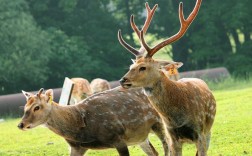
[
  {"x1": 119, "y1": 77, "x2": 128, "y2": 84},
  {"x1": 18, "y1": 122, "x2": 24, "y2": 129}
]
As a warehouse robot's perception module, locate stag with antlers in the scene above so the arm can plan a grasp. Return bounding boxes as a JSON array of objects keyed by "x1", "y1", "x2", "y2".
[{"x1": 118, "y1": 0, "x2": 216, "y2": 155}]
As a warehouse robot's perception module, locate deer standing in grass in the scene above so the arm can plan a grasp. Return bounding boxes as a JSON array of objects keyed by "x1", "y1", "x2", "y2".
[
  {"x1": 118, "y1": 0, "x2": 216, "y2": 155},
  {"x1": 18, "y1": 88, "x2": 169, "y2": 156}
]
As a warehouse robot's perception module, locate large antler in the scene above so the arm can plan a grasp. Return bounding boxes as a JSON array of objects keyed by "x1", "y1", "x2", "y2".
[
  {"x1": 118, "y1": 3, "x2": 158, "y2": 56},
  {"x1": 143, "y1": 0, "x2": 202, "y2": 58},
  {"x1": 130, "y1": 3, "x2": 158, "y2": 41},
  {"x1": 118, "y1": 0, "x2": 202, "y2": 58}
]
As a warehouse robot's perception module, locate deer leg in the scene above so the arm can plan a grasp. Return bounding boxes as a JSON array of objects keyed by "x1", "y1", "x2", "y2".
[
  {"x1": 151, "y1": 123, "x2": 169, "y2": 156},
  {"x1": 168, "y1": 130, "x2": 182, "y2": 156},
  {"x1": 206, "y1": 132, "x2": 211, "y2": 151},
  {"x1": 114, "y1": 142, "x2": 130, "y2": 156},
  {"x1": 70, "y1": 146, "x2": 87, "y2": 156},
  {"x1": 139, "y1": 139, "x2": 158, "y2": 156},
  {"x1": 169, "y1": 140, "x2": 182, "y2": 156},
  {"x1": 195, "y1": 134, "x2": 207, "y2": 156},
  {"x1": 196, "y1": 132, "x2": 211, "y2": 156}
]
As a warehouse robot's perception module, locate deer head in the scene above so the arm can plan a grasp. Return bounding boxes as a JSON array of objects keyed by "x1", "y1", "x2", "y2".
[
  {"x1": 118, "y1": 0, "x2": 201, "y2": 88},
  {"x1": 18, "y1": 88, "x2": 54, "y2": 130}
]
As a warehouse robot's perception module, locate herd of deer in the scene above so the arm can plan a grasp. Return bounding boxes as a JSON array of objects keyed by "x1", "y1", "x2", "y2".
[{"x1": 17, "y1": 0, "x2": 216, "y2": 155}]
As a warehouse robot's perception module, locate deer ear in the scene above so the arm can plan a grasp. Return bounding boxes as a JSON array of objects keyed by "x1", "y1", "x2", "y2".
[
  {"x1": 131, "y1": 59, "x2": 136, "y2": 63},
  {"x1": 45, "y1": 89, "x2": 54, "y2": 104},
  {"x1": 22, "y1": 90, "x2": 33, "y2": 101},
  {"x1": 175, "y1": 62, "x2": 183, "y2": 68},
  {"x1": 36, "y1": 88, "x2": 44, "y2": 98},
  {"x1": 162, "y1": 61, "x2": 183, "y2": 70},
  {"x1": 156, "y1": 59, "x2": 172, "y2": 66}
]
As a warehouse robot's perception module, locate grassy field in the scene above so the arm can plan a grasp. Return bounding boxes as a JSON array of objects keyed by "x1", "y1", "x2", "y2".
[{"x1": 0, "y1": 79, "x2": 251, "y2": 156}]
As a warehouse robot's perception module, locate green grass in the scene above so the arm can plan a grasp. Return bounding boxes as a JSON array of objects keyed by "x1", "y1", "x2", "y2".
[
  {"x1": 0, "y1": 119, "x2": 165, "y2": 156},
  {"x1": 0, "y1": 79, "x2": 252, "y2": 156},
  {"x1": 207, "y1": 77, "x2": 252, "y2": 91}
]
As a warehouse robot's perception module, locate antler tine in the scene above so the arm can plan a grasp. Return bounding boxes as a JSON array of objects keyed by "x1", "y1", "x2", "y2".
[
  {"x1": 130, "y1": 15, "x2": 140, "y2": 38},
  {"x1": 118, "y1": 30, "x2": 141, "y2": 56},
  {"x1": 142, "y1": 3, "x2": 158, "y2": 35},
  {"x1": 119, "y1": 3, "x2": 158, "y2": 57},
  {"x1": 145, "y1": 0, "x2": 202, "y2": 58},
  {"x1": 129, "y1": 3, "x2": 158, "y2": 55},
  {"x1": 130, "y1": 3, "x2": 158, "y2": 40},
  {"x1": 140, "y1": 30, "x2": 151, "y2": 53}
]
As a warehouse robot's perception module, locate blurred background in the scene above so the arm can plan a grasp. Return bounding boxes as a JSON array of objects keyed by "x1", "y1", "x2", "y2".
[{"x1": 0, "y1": 0, "x2": 251, "y2": 95}]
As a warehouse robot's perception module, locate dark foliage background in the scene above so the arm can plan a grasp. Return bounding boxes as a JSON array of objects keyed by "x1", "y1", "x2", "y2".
[{"x1": 0, "y1": 0, "x2": 251, "y2": 94}]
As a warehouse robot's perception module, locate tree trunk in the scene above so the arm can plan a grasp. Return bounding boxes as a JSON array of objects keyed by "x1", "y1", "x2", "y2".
[{"x1": 231, "y1": 29, "x2": 241, "y2": 51}]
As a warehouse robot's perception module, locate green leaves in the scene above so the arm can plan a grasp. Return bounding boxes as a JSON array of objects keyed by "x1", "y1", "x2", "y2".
[
  {"x1": 45, "y1": 28, "x2": 93, "y2": 88},
  {"x1": 153, "y1": 0, "x2": 252, "y2": 76},
  {"x1": 0, "y1": 0, "x2": 251, "y2": 94},
  {"x1": 0, "y1": 0, "x2": 51, "y2": 94}
]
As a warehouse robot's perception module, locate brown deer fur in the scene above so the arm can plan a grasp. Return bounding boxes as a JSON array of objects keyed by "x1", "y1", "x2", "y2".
[
  {"x1": 90, "y1": 78, "x2": 111, "y2": 94},
  {"x1": 118, "y1": 0, "x2": 216, "y2": 155},
  {"x1": 120, "y1": 53, "x2": 216, "y2": 156},
  {"x1": 70, "y1": 78, "x2": 92, "y2": 104},
  {"x1": 18, "y1": 88, "x2": 169, "y2": 156}
]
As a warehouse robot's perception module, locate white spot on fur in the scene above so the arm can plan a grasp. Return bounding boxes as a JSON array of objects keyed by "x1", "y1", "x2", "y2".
[
  {"x1": 210, "y1": 105, "x2": 214, "y2": 110},
  {"x1": 127, "y1": 92, "x2": 132, "y2": 96},
  {"x1": 206, "y1": 101, "x2": 210, "y2": 107},
  {"x1": 198, "y1": 117, "x2": 202, "y2": 122}
]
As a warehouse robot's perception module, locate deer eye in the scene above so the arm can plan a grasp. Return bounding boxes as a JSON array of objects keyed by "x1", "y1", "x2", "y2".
[
  {"x1": 34, "y1": 106, "x2": 40, "y2": 112},
  {"x1": 139, "y1": 67, "x2": 146, "y2": 72}
]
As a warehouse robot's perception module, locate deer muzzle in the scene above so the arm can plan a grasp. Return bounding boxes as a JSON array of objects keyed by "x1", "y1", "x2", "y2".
[
  {"x1": 119, "y1": 77, "x2": 132, "y2": 89},
  {"x1": 17, "y1": 122, "x2": 32, "y2": 130},
  {"x1": 17, "y1": 122, "x2": 24, "y2": 129}
]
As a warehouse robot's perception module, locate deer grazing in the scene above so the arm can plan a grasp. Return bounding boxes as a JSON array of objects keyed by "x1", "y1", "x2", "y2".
[
  {"x1": 18, "y1": 88, "x2": 169, "y2": 156},
  {"x1": 118, "y1": 0, "x2": 216, "y2": 155},
  {"x1": 90, "y1": 78, "x2": 111, "y2": 94},
  {"x1": 70, "y1": 78, "x2": 92, "y2": 104}
]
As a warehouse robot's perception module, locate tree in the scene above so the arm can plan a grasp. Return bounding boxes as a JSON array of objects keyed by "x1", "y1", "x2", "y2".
[
  {"x1": 147, "y1": 0, "x2": 252, "y2": 76},
  {"x1": 1, "y1": 0, "x2": 251, "y2": 95},
  {"x1": 0, "y1": 0, "x2": 51, "y2": 94},
  {"x1": 44, "y1": 28, "x2": 94, "y2": 89},
  {"x1": 27, "y1": 0, "x2": 133, "y2": 81}
]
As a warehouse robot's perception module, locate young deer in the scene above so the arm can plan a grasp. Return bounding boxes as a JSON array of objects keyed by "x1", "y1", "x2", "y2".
[
  {"x1": 90, "y1": 78, "x2": 111, "y2": 94},
  {"x1": 118, "y1": 0, "x2": 216, "y2": 155},
  {"x1": 18, "y1": 88, "x2": 169, "y2": 156},
  {"x1": 70, "y1": 78, "x2": 92, "y2": 104}
]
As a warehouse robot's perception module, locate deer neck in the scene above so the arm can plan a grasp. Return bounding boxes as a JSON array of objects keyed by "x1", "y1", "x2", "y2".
[
  {"x1": 143, "y1": 71, "x2": 175, "y2": 97},
  {"x1": 45, "y1": 104, "x2": 86, "y2": 141},
  {"x1": 143, "y1": 72, "x2": 182, "y2": 126}
]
